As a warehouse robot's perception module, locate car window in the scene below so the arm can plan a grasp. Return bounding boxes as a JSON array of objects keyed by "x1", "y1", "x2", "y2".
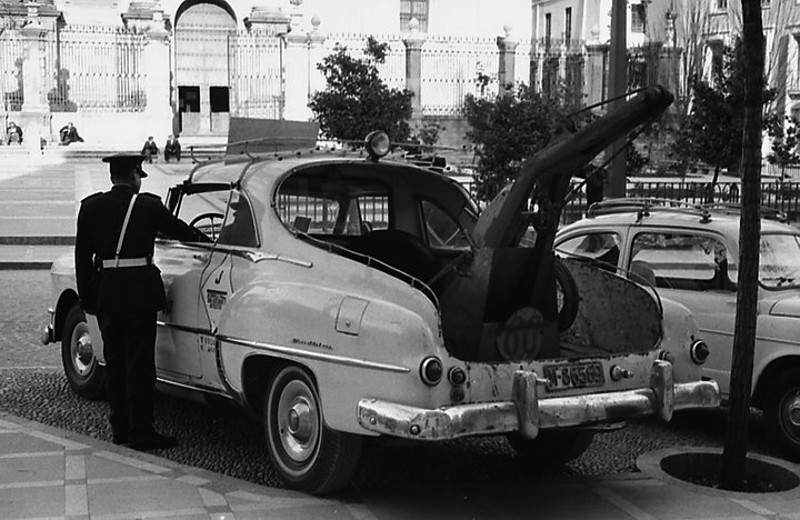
[
  {"x1": 760, "y1": 233, "x2": 800, "y2": 289},
  {"x1": 421, "y1": 200, "x2": 470, "y2": 249},
  {"x1": 276, "y1": 178, "x2": 390, "y2": 237},
  {"x1": 217, "y1": 191, "x2": 258, "y2": 247},
  {"x1": 631, "y1": 232, "x2": 735, "y2": 291},
  {"x1": 356, "y1": 195, "x2": 390, "y2": 234},
  {"x1": 556, "y1": 232, "x2": 621, "y2": 267}
]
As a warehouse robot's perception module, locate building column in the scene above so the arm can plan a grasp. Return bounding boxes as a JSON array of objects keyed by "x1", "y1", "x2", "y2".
[
  {"x1": 403, "y1": 22, "x2": 425, "y2": 121},
  {"x1": 497, "y1": 25, "x2": 518, "y2": 95},
  {"x1": 307, "y1": 17, "x2": 327, "y2": 104},
  {"x1": 585, "y1": 43, "x2": 608, "y2": 107},
  {"x1": 123, "y1": 6, "x2": 174, "y2": 138},
  {"x1": 284, "y1": 32, "x2": 311, "y2": 121},
  {"x1": 19, "y1": 2, "x2": 56, "y2": 152}
]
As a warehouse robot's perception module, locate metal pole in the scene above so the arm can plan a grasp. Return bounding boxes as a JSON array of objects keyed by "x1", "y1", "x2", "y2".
[{"x1": 607, "y1": 0, "x2": 628, "y2": 198}]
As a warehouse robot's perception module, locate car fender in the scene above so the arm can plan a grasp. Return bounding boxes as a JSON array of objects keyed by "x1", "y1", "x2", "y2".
[
  {"x1": 658, "y1": 297, "x2": 705, "y2": 383},
  {"x1": 215, "y1": 274, "x2": 450, "y2": 435}
]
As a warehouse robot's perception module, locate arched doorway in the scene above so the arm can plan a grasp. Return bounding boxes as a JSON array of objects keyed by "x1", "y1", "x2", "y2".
[{"x1": 173, "y1": 0, "x2": 237, "y2": 136}]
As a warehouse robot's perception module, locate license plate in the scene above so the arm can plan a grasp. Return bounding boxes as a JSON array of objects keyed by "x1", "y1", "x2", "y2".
[{"x1": 543, "y1": 362, "x2": 605, "y2": 392}]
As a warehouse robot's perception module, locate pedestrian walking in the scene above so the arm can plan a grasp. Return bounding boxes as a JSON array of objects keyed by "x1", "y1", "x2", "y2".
[
  {"x1": 141, "y1": 136, "x2": 159, "y2": 163},
  {"x1": 74, "y1": 153, "x2": 208, "y2": 451}
]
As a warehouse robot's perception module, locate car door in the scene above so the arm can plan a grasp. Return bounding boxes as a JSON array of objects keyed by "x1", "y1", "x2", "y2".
[
  {"x1": 156, "y1": 188, "x2": 228, "y2": 381},
  {"x1": 628, "y1": 229, "x2": 737, "y2": 394}
]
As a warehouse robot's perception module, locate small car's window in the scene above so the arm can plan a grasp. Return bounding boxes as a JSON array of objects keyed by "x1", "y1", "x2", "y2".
[
  {"x1": 276, "y1": 176, "x2": 390, "y2": 237},
  {"x1": 356, "y1": 195, "x2": 390, "y2": 234},
  {"x1": 556, "y1": 232, "x2": 621, "y2": 268},
  {"x1": 760, "y1": 233, "x2": 800, "y2": 289},
  {"x1": 421, "y1": 200, "x2": 470, "y2": 249},
  {"x1": 217, "y1": 191, "x2": 258, "y2": 247},
  {"x1": 631, "y1": 232, "x2": 735, "y2": 291}
]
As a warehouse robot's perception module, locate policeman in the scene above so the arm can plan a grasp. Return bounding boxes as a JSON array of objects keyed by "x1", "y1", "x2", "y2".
[{"x1": 75, "y1": 153, "x2": 207, "y2": 450}]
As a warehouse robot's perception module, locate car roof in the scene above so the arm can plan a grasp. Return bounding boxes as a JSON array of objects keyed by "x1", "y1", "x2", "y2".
[
  {"x1": 559, "y1": 199, "x2": 799, "y2": 237},
  {"x1": 185, "y1": 147, "x2": 481, "y2": 216}
]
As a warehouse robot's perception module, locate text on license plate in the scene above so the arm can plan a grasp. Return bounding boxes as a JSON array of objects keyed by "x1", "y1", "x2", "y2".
[{"x1": 543, "y1": 362, "x2": 605, "y2": 392}]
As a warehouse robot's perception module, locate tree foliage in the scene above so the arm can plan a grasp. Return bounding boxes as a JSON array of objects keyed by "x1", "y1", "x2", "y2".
[
  {"x1": 462, "y1": 84, "x2": 569, "y2": 201},
  {"x1": 309, "y1": 37, "x2": 414, "y2": 143},
  {"x1": 671, "y1": 38, "x2": 773, "y2": 179},
  {"x1": 766, "y1": 113, "x2": 800, "y2": 177}
]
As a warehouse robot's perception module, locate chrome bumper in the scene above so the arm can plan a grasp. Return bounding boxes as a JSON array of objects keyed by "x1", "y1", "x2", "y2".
[{"x1": 357, "y1": 360, "x2": 721, "y2": 441}]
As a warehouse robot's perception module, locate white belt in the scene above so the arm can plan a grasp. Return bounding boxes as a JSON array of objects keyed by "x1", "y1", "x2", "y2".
[{"x1": 101, "y1": 257, "x2": 151, "y2": 269}]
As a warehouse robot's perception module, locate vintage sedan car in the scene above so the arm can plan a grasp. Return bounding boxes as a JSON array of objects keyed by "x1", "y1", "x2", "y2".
[
  {"x1": 43, "y1": 124, "x2": 719, "y2": 493},
  {"x1": 555, "y1": 198, "x2": 800, "y2": 461}
]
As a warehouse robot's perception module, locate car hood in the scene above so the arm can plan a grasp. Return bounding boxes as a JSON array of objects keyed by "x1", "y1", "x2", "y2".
[{"x1": 769, "y1": 293, "x2": 800, "y2": 318}]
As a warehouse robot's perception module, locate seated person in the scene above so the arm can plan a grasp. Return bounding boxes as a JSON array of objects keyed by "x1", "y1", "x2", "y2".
[
  {"x1": 164, "y1": 134, "x2": 181, "y2": 162},
  {"x1": 141, "y1": 136, "x2": 158, "y2": 163},
  {"x1": 6, "y1": 122, "x2": 22, "y2": 145},
  {"x1": 59, "y1": 122, "x2": 84, "y2": 145}
]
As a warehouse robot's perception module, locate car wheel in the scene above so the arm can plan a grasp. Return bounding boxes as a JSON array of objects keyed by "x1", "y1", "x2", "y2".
[
  {"x1": 506, "y1": 430, "x2": 594, "y2": 466},
  {"x1": 265, "y1": 365, "x2": 362, "y2": 495},
  {"x1": 554, "y1": 257, "x2": 580, "y2": 332},
  {"x1": 765, "y1": 368, "x2": 800, "y2": 462},
  {"x1": 61, "y1": 305, "x2": 105, "y2": 400}
]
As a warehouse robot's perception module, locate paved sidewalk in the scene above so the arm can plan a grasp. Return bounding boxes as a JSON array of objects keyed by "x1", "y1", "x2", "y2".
[{"x1": 4, "y1": 411, "x2": 800, "y2": 519}]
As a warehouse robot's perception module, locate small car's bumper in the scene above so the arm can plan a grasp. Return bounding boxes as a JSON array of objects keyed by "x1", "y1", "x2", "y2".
[{"x1": 357, "y1": 360, "x2": 721, "y2": 440}]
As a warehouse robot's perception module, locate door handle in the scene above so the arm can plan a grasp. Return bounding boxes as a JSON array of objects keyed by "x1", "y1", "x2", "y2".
[{"x1": 192, "y1": 253, "x2": 209, "y2": 262}]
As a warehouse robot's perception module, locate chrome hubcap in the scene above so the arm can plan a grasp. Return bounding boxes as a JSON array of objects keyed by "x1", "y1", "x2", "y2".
[
  {"x1": 277, "y1": 380, "x2": 319, "y2": 463},
  {"x1": 788, "y1": 395, "x2": 800, "y2": 428},
  {"x1": 71, "y1": 324, "x2": 94, "y2": 377}
]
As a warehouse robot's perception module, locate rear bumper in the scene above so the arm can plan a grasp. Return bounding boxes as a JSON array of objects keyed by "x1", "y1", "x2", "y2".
[{"x1": 357, "y1": 360, "x2": 721, "y2": 440}]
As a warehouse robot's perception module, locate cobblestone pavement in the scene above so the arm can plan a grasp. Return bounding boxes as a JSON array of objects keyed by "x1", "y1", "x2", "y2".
[{"x1": 0, "y1": 270, "x2": 59, "y2": 369}]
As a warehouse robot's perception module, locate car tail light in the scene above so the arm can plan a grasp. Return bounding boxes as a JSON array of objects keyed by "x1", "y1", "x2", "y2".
[
  {"x1": 448, "y1": 366, "x2": 467, "y2": 386},
  {"x1": 419, "y1": 356, "x2": 443, "y2": 386},
  {"x1": 690, "y1": 340, "x2": 710, "y2": 364}
]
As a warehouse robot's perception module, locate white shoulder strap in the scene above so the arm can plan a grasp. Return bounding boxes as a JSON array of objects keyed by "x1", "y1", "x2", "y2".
[{"x1": 114, "y1": 194, "x2": 138, "y2": 268}]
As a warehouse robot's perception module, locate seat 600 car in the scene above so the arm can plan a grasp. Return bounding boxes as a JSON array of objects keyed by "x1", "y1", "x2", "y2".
[
  {"x1": 555, "y1": 198, "x2": 800, "y2": 461},
  {"x1": 43, "y1": 87, "x2": 720, "y2": 494}
]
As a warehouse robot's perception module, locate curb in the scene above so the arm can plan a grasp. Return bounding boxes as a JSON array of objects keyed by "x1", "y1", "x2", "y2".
[
  {"x1": 0, "y1": 236, "x2": 75, "y2": 245},
  {"x1": 0, "y1": 261, "x2": 53, "y2": 270}
]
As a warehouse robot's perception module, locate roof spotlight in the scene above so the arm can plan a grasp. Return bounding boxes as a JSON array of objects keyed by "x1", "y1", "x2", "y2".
[{"x1": 365, "y1": 131, "x2": 390, "y2": 161}]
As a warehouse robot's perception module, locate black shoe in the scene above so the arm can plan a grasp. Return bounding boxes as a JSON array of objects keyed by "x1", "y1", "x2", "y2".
[{"x1": 129, "y1": 432, "x2": 178, "y2": 451}]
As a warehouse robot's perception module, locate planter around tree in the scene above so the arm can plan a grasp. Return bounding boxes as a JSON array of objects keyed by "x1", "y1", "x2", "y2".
[{"x1": 638, "y1": 447, "x2": 800, "y2": 496}]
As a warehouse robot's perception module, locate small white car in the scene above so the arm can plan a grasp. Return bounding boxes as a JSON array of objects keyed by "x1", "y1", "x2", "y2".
[
  {"x1": 556, "y1": 198, "x2": 800, "y2": 461},
  {"x1": 42, "y1": 123, "x2": 719, "y2": 493}
]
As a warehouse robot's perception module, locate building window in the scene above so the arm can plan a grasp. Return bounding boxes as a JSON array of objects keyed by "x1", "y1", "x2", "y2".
[
  {"x1": 565, "y1": 7, "x2": 572, "y2": 42},
  {"x1": 401, "y1": 0, "x2": 429, "y2": 32},
  {"x1": 545, "y1": 12, "x2": 552, "y2": 47},
  {"x1": 631, "y1": 4, "x2": 646, "y2": 33},
  {"x1": 716, "y1": 0, "x2": 728, "y2": 9}
]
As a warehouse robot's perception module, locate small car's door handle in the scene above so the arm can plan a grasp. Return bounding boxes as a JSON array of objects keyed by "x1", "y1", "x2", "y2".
[{"x1": 193, "y1": 253, "x2": 209, "y2": 262}]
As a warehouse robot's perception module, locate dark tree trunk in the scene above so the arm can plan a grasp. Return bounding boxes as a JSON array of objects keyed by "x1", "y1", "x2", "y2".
[{"x1": 719, "y1": 0, "x2": 763, "y2": 491}]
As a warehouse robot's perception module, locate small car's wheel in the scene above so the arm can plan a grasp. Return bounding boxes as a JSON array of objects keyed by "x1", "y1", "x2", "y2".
[
  {"x1": 61, "y1": 305, "x2": 105, "y2": 400},
  {"x1": 506, "y1": 430, "x2": 594, "y2": 466},
  {"x1": 764, "y1": 368, "x2": 800, "y2": 461},
  {"x1": 265, "y1": 365, "x2": 362, "y2": 494},
  {"x1": 554, "y1": 257, "x2": 580, "y2": 332}
]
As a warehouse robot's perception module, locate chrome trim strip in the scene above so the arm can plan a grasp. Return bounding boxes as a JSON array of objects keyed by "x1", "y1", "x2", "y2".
[
  {"x1": 157, "y1": 321, "x2": 212, "y2": 336},
  {"x1": 154, "y1": 377, "x2": 238, "y2": 402},
  {"x1": 217, "y1": 334, "x2": 411, "y2": 374}
]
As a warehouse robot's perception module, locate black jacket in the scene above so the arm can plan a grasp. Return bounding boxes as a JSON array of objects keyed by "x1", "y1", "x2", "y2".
[{"x1": 75, "y1": 185, "x2": 202, "y2": 313}]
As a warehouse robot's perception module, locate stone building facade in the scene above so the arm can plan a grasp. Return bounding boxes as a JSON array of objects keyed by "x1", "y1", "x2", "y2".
[{"x1": 0, "y1": 0, "x2": 692, "y2": 152}]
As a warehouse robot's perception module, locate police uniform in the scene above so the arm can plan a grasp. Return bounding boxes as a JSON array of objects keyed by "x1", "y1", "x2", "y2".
[{"x1": 74, "y1": 153, "x2": 203, "y2": 450}]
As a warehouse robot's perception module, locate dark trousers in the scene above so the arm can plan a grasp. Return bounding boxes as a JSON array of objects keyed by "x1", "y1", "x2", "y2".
[{"x1": 98, "y1": 310, "x2": 157, "y2": 441}]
